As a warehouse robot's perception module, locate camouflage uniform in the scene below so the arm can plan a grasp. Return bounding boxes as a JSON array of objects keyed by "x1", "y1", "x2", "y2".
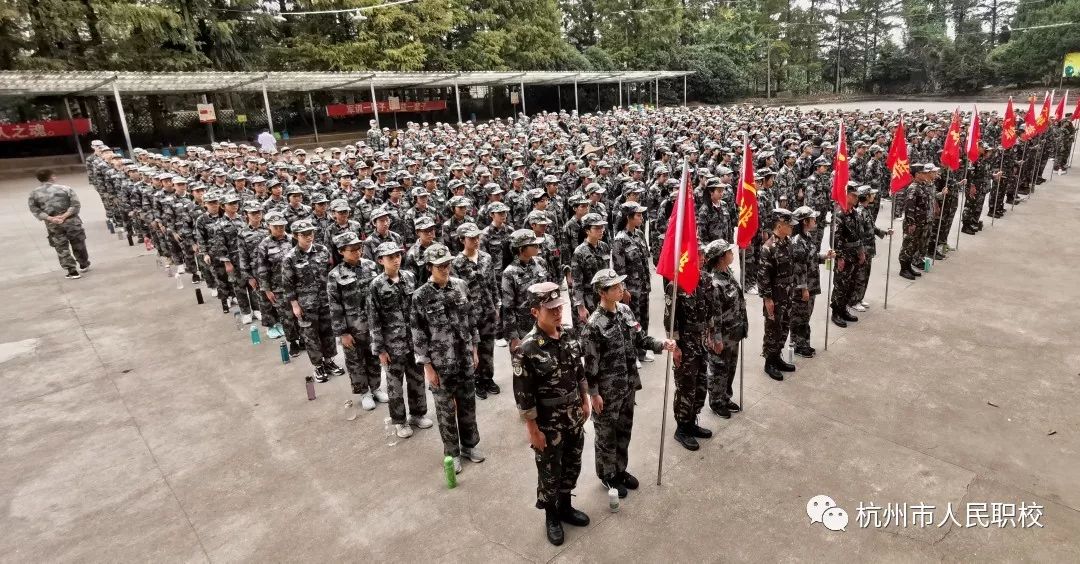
[
  {"x1": 211, "y1": 209, "x2": 252, "y2": 315},
  {"x1": 759, "y1": 233, "x2": 796, "y2": 358},
  {"x1": 363, "y1": 228, "x2": 404, "y2": 264},
  {"x1": 962, "y1": 156, "x2": 993, "y2": 231},
  {"x1": 238, "y1": 220, "x2": 271, "y2": 324},
  {"x1": 581, "y1": 298, "x2": 662, "y2": 481},
  {"x1": 829, "y1": 203, "x2": 862, "y2": 313},
  {"x1": 327, "y1": 252, "x2": 382, "y2": 395},
  {"x1": 281, "y1": 237, "x2": 337, "y2": 367},
  {"x1": 789, "y1": 228, "x2": 824, "y2": 349},
  {"x1": 899, "y1": 178, "x2": 934, "y2": 268},
  {"x1": 664, "y1": 274, "x2": 712, "y2": 425},
  {"x1": 452, "y1": 247, "x2": 498, "y2": 391},
  {"x1": 706, "y1": 266, "x2": 747, "y2": 410},
  {"x1": 368, "y1": 268, "x2": 427, "y2": 424},
  {"x1": 255, "y1": 229, "x2": 300, "y2": 344},
  {"x1": 411, "y1": 246, "x2": 480, "y2": 457},
  {"x1": 611, "y1": 228, "x2": 651, "y2": 343},
  {"x1": 570, "y1": 239, "x2": 611, "y2": 315},
  {"x1": 501, "y1": 256, "x2": 552, "y2": 343},
  {"x1": 27, "y1": 182, "x2": 89, "y2": 272},
  {"x1": 195, "y1": 203, "x2": 224, "y2": 295}
]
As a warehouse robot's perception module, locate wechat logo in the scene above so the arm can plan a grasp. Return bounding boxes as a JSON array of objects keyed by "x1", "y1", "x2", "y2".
[{"x1": 807, "y1": 494, "x2": 849, "y2": 532}]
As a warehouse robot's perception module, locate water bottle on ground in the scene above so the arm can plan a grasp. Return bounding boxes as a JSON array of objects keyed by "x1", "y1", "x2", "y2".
[
  {"x1": 279, "y1": 341, "x2": 290, "y2": 363},
  {"x1": 444, "y1": 456, "x2": 458, "y2": 489},
  {"x1": 250, "y1": 324, "x2": 261, "y2": 345},
  {"x1": 305, "y1": 375, "x2": 316, "y2": 400},
  {"x1": 609, "y1": 487, "x2": 620, "y2": 512}
]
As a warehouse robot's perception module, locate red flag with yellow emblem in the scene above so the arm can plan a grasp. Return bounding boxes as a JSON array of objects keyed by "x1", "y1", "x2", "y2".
[
  {"x1": 1036, "y1": 91, "x2": 1052, "y2": 135},
  {"x1": 831, "y1": 121, "x2": 851, "y2": 212},
  {"x1": 940, "y1": 108, "x2": 962, "y2": 171},
  {"x1": 1022, "y1": 96, "x2": 1037, "y2": 141},
  {"x1": 735, "y1": 138, "x2": 758, "y2": 249},
  {"x1": 656, "y1": 161, "x2": 700, "y2": 294},
  {"x1": 1002, "y1": 97, "x2": 1017, "y2": 149},
  {"x1": 886, "y1": 116, "x2": 912, "y2": 193}
]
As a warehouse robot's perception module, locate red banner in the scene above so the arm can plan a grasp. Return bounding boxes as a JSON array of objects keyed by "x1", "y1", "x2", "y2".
[
  {"x1": 326, "y1": 100, "x2": 448, "y2": 118},
  {"x1": 0, "y1": 118, "x2": 92, "y2": 142}
]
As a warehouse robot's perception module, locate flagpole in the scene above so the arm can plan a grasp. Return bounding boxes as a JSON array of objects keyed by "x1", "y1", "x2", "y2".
[
  {"x1": 884, "y1": 211, "x2": 895, "y2": 309},
  {"x1": 1029, "y1": 140, "x2": 1043, "y2": 195},
  {"x1": 990, "y1": 152, "x2": 1004, "y2": 227},
  {"x1": 738, "y1": 253, "x2": 745, "y2": 409},
  {"x1": 1012, "y1": 142, "x2": 1028, "y2": 212},
  {"x1": 931, "y1": 169, "x2": 950, "y2": 266},
  {"x1": 823, "y1": 204, "x2": 836, "y2": 351},
  {"x1": 657, "y1": 161, "x2": 689, "y2": 487},
  {"x1": 955, "y1": 166, "x2": 970, "y2": 250}
]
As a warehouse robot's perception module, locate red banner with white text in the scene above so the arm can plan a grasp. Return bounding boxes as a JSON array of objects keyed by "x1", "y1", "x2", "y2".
[
  {"x1": 0, "y1": 119, "x2": 92, "y2": 142},
  {"x1": 325, "y1": 100, "x2": 448, "y2": 118}
]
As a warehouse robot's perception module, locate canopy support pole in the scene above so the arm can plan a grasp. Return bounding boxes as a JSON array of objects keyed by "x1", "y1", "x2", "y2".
[
  {"x1": 307, "y1": 92, "x2": 319, "y2": 143},
  {"x1": 454, "y1": 80, "x2": 463, "y2": 124},
  {"x1": 111, "y1": 81, "x2": 133, "y2": 156},
  {"x1": 574, "y1": 80, "x2": 579, "y2": 113},
  {"x1": 63, "y1": 96, "x2": 85, "y2": 163},
  {"x1": 261, "y1": 79, "x2": 274, "y2": 134},
  {"x1": 369, "y1": 81, "x2": 380, "y2": 129}
]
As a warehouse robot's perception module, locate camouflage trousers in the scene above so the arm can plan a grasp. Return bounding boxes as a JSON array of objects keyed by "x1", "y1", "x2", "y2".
[
  {"x1": 761, "y1": 301, "x2": 791, "y2": 357},
  {"x1": 789, "y1": 294, "x2": 817, "y2": 348},
  {"x1": 892, "y1": 188, "x2": 908, "y2": 219},
  {"x1": 430, "y1": 369, "x2": 479, "y2": 457},
  {"x1": 533, "y1": 409, "x2": 585, "y2": 509},
  {"x1": 848, "y1": 257, "x2": 872, "y2": 307},
  {"x1": 830, "y1": 255, "x2": 859, "y2": 310},
  {"x1": 742, "y1": 235, "x2": 763, "y2": 288},
  {"x1": 932, "y1": 194, "x2": 959, "y2": 249},
  {"x1": 898, "y1": 222, "x2": 929, "y2": 267},
  {"x1": 673, "y1": 337, "x2": 707, "y2": 424},
  {"x1": 167, "y1": 234, "x2": 197, "y2": 277},
  {"x1": 628, "y1": 288, "x2": 650, "y2": 347},
  {"x1": 961, "y1": 189, "x2": 987, "y2": 230},
  {"x1": 297, "y1": 302, "x2": 337, "y2": 366},
  {"x1": 476, "y1": 311, "x2": 497, "y2": 385},
  {"x1": 592, "y1": 389, "x2": 636, "y2": 480},
  {"x1": 247, "y1": 279, "x2": 274, "y2": 327},
  {"x1": 386, "y1": 356, "x2": 427, "y2": 424},
  {"x1": 988, "y1": 177, "x2": 1009, "y2": 216},
  {"x1": 272, "y1": 293, "x2": 299, "y2": 341},
  {"x1": 343, "y1": 329, "x2": 381, "y2": 395},
  {"x1": 197, "y1": 254, "x2": 218, "y2": 289},
  {"x1": 45, "y1": 221, "x2": 88, "y2": 271},
  {"x1": 707, "y1": 340, "x2": 739, "y2": 408},
  {"x1": 225, "y1": 266, "x2": 253, "y2": 315}
]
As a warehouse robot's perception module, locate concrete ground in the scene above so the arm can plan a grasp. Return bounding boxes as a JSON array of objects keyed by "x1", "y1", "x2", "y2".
[{"x1": 2, "y1": 103, "x2": 1079, "y2": 562}]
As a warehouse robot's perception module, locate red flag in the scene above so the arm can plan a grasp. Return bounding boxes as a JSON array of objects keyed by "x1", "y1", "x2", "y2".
[
  {"x1": 735, "y1": 139, "x2": 758, "y2": 249},
  {"x1": 966, "y1": 106, "x2": 981, "y2": 164},
  {"x1": 1036, "y1": 91, "x2": 1052, "y2": 135},
  {"x1": 940, "y1": 108, "x2": 962, "y2": 171},
  {"x1": 1072, "y1": 94, "x2": 1080, "y2": 121},
  {"x1": 831, "y1": 121, "x2": 851, "y2": 212},
  {"x1": 656, "y1": 162, "x2": 700, "y2": 294},
  {"x1": 1002, "y1": 97, "x2": 1017, "y2": 149},
  {"x1": 1054, "y1": 90, "x2": 1068, "y2": 121},
  {"x1": 886, "y1": 117, "x2": 912, "y2": 194},
  {"x1": 1022, "y1": 96, "x2": 1037, "y2": 141}
]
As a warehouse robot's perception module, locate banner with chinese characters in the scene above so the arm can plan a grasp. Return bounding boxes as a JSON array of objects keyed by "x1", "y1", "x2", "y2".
[
  {"x1": 0, "y1": 119, "x2": 92, "y2": 142},
  {"x1": 325, "y1": 100, "x2": 447, "y2": 118}
]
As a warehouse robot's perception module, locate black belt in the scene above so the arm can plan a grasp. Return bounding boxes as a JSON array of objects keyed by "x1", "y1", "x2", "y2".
[{"x1": 538, "y1": 390, "x2": 580, "y2": 407}]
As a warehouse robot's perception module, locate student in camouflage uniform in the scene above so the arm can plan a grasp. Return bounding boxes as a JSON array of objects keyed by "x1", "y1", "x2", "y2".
[
  {"x1": 702, "y1": 239, "x2": 748, "y2": 418},
  {"x1": 611, "y1": 201, "x2": 653, "y2": 362},
  {"x1": 256, "y1": 211, "x2": 299, "y2": 348},
  {"x1": 453, "y1": 223, "x2": 500, "y2": 399},
  {"x1": 367, "y1": 242, "x2": 429, "y2": 438},
  {"x1": 960, "y1": 143, "x2": 998, "y2": 235},
  {"x1": 570, "y1": 213, "x2": 611, "y2": 324},
  {"x1": 27, "y1": 169, "x2": 90, "y2": 279},
  {"x1": 759, "y1": 208, "x2": 798, "y2": 381},
  {"x1": 212, "y1": 192, "x2": 254, "y2": 322},
  {"x1": 898, "y1": 164, "x2": 937, "y2": 280},
  {"x1": 411, "y1": 243, "x2": 483, "y2": 470},
  {"x1": 829, "y1": 184, "x2": 862, "y2": 328},
  {"x1": 581, "y1": 269, "x2": 674, "y2": 494},
  {"x1": 363, "y1": 207, "x2": 404, "y2": 263},
  {"x1": 403, "y1": 215, "x2": 438, "y2": 282},
  {"x1": 282, "y1": 219, "x2": 343, "y2": 382},
  {"x1": 805, "y1": 158, "x2": 833, "y2": 250},
  {"x1": 849, "y1": 186, "x2": 890, "y2": 311},
  {"x1": 662, "y1": 265, "x2": 711, "y2": 451},
  {"x1": 238, "y1": 202, "x2": 271, "y2": 328},
  {"x1": 501, "y1": 229, "x2": 552, "y2": 352},
  {"x1": 327, "y1": 231, "x2": 386, "y2": 412},
  {"x1": 196, "y1": 190, "x2": 226, "y2": 309},
  {"x1": 788, "y1": 206, "x2": 832, "y2": 358},
  {"x1": 512, "y1": 281, "x2": 591, "y2": 546}
]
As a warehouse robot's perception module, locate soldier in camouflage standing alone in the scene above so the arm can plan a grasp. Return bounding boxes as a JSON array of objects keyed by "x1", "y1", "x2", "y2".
[{"x1": 28, "y1": 169, "x2": 90, "y2": 279}]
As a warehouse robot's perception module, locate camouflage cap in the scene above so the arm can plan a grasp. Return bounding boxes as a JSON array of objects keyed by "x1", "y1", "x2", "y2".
[
  {"x1": 375, "y1": 241, "x2": 403, "y2": 257},
  {"x1": 285, "y1": 184, "x2": 305, "y2": 196},
  {"x1": 265, "y1": 211, "x2": 288, "y2": 226},
  {"x1": 526, "y1": 210, "x2": 551, "y2": 225},
  {"x1": 333, "y1": 231, "x2": 362, "y2": 249},
  {"x1": 291, "y1": 219, "x2": 317, "y2": 233},
  {"x1": 456, "y1": 222, "x2": 481, "y2": 238},
  {"x1": 813, "y1": 156, "x2": 830, "y2": 167},
  {"x1": 716, "y1": 165, "x2": 734, "y2": 176},
  {"x1": 584, "y1": 182, "x2": 605, "y2": 195},
  {"x1": 424, "y1": 243, "x2": 455, "y2": 265},
  {"x1": 413, "y1": 216, "x2": 437, "y2": 231},
  {"x1": 411, "y1": 187, "x2": 430, "y2": 198},
  {"x1": 510, "y1": 228, "x2": 544, "y2": 248},
  {"x1": 370, "y1": 207, "x2": 392, "y2": 223},
  {"x1": 250, "y1": 175, "x2": 267, "y2": 183},
  {"x1": 243, "y1": 201, "x2": 263, "y2": 213},
  {"x1": 582, "y1": 213, "x2": 608, "y2": 227},
  {"x1": 221, "y1": 192, "x2": 242, "y2": 205},
  {"x1": 528, "y1": 188, "x2": 547, "y2": 201},
  {"x1": 568, "y1": 193, "x2": 589, "y2": 207},
  {"x1": 620, "y1": 201, "x2": 647, "y2": 214},
  {"x1": 204, "y1": 190, "x2": 223, "y2": 202},
  {"x1": 792, "y1": 205, "x2": 820, "y2": 222},
  {"x1": 772, "y1": 208, "x2": 797, "y2": 224},
  {"x1": 330, "y1": 198, "x2": 351, "y2": 212},
  {"x1": 591, "y1": 268, "x2": 627, "y2": 289},
  {"x1": 448, "y1": 196, "x2": 472, "y2": 208},
  {"x1": 487, "y1": 201, "x2": 510, "y2": 214},
  {"x1": 702, "y1": 239, "x2": 736, "y2": 263},
  {"x1": 310, "y1": 193, "x2": 330, "y2": 204},
  {"x1": 527, "y1": 281, "x2": 567, "y2": 309}
]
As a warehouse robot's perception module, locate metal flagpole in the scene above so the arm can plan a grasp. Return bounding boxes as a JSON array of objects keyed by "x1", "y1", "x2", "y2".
[
  {"x1": 1029, "y1": 140, "x2": 1043, "y2": 194},
  {"x1": 931, "y1": 169, "x2": 950, "y2": 266},
  {"x1": 738, "y1": 254, "x2": 745, "y2": 406},
  {"x1": 823, "y1": 204, "x2": 837, "y2": 351},
  {"x1": 954, "y1": 167, "x2": 970, "y2": 250},
  {"x1": 990, "y1": 152, "x2": 1004, "y2": 226},
  {"x1": 883, "y1": 212, "x2": 895, "y2": 309},
  {"x1": 1011, "y1": 142, "x2": 1028, "y2": 212},
  {"x1": 657, "y1": 161, "x2": 689, "y2": 487}
]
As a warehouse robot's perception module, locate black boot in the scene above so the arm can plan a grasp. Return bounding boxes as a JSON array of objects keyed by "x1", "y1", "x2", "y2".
[
  {"x1": 557, "y1": 493, "x2": 590, "y2": 527},
  {"x1": 910, "y1": 262, "x2": 925, "y2": 275},
  {"x1": 545, "y1": 506, "x2": 564, "y2": 546},
  {"x1": 794, "y1": 345, "x2": 816, "y2": 358},
  {"x1": 961, "y1": 226, "x2": 977, "y2": 235},
  {"x1": 619, "y1": 471, "x2": 640, "y2": 490},
  {"x1": 840, "y1": 308, "x2": 859, "y2": 323},
  {"x1": 475, "y1": 383, "x2": 489, "y2": 400},
  {"x1": 601, "y1": 475, "x2": 627, "y2": 498},
  {"x1": 772, "y1": 354, "x2": 796, "y2": 372},
  {"x1": 899, "y1": 264, "x2": 917, "y2": 280},
  {"x1": 764, "y1": 357, "x2": 784, "y2": 381},
  {"x1": 688, "y1": 419, "x2": 713, "y2": 438},
  {"x1": 673, "y1": 423, "x2": 700, "y2": 451},
  {"x1": 711, "y1": 402, "x2": 732, "y2": 418},
  {"x1": 289, "y1": 340, "x2": 302, "y2": 357},
  {"x1": 830, "y1": 308, "x2": 848, "y2": 328}
]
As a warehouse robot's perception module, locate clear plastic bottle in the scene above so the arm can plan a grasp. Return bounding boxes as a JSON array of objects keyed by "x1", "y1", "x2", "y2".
[{"x1": 609, "y1": 487, "x2": 620, "y2": 512}]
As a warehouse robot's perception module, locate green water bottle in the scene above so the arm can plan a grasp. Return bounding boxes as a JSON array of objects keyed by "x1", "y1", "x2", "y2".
[{"x1": 444, "y1": 456, "x2": 457, "y2": 489}]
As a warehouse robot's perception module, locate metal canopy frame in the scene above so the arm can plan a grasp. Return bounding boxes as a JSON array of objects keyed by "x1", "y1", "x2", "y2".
[{"x1": 0, "y1": 70, "x2": 693, "y2": 97}]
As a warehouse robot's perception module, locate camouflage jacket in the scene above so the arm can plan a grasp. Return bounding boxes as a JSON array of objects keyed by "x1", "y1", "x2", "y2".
[
  {"x1": 366, "y1": 270, "x2": 417, "y2": 358},
  {"x1": 790, "y1": 231, "x2": 825, "y2": 295},
  {"x1": 281, "y1": 243, "x2": 332, "y2": 309},
  {"x1": 28, "y1": 182, "x2": 81, "y2": 222},
  {"x1": 758, "y1": 235, "x2": 796, "y2": 305},
  {"x1": 570, "y1": 240, "x2": 611, "y2": 310},
  {"x1": 501, "y1": 257, "x2": 552, "y2": 341},
  {"x1": 479, "y1": 223, "x2": 512, "y2": 276},
  {"x1": 362, "y1": 229, "x2": 405, "y2": 263},
  {"x1": 452, "y1": 250, "x2": 498, "y2": 322},
  {"x1": 904, "y1": 180, "x2": 934, "y2": 227},
  {"x1": 512, "y1": 325, "x2": 587, "y2": 423},
  {"x1": 410, "y1": 277, "x2": 479, "y2": 373},
  {"x1": 237, "y1": 224, "x2": 269, "y2": 281},
  {"x1": 211, "y1": 213, "x2": 246, "y2": 264},
  {"x1": 326, "y1": 258, "x2": 381, "y2": 336},
  {"x1": 255, "y1": 233, "x2": 293, "y2": 293},
  {"x1": 709, "y1": 268, "x2": 748, "y2": 343},
  {"x1": 581, "y1": 303, "x2": 662, "y2": 399},
  {"x1": 611, "y1": 230, "x2": 651, "y2": 296}
]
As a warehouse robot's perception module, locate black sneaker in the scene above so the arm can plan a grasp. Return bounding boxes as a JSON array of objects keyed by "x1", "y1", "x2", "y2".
[
  {"x1": 289, "y1": 340, "x2": 302, "y2": 358},
  {"x1": 794, "y1": 346, "x2": 816, "y2": 358},
  {"x1": 313, "y1": 365, "x2": 330, "y2": 383},
  {"x1": 619, "y1": 471, "x2": 640, "y2": 490},
  {"x1": 79, "y1": 263, "x2": 91, "y2": 271},
  {"x1": 726, "y1": 400, "x2": 742, "y2": 413},
  {"x1": 673, "y1": 424, "x2": 700, "y2": 451},
  {"x1": 65, "y1": 269, "x2": 81, "y2": 279},
  {"x1": 711, "y1": 403, "x2": 732, "y2": 418},
  {"x1": 323, "y1": 359, "x2": 345, "y2": 376},
  {"x1": 475, "y1": 385, "x2": 489, "y2": 400},
  {"x1": 601, "y1": 476, "x2": 628, "y2": 498},
  {"x1": 485, "y1": 380, "x2": 501, "y2": 395}
]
